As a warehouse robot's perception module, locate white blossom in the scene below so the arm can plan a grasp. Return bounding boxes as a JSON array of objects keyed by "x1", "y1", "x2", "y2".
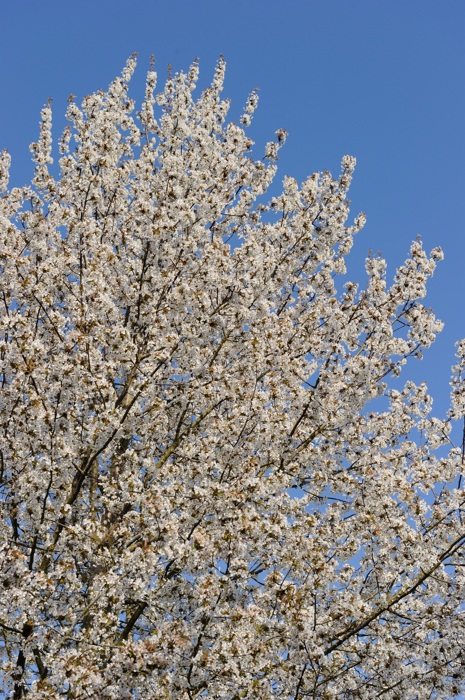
[{"x1": 0, "y1": 57, "x2": 464, "y2": 700}]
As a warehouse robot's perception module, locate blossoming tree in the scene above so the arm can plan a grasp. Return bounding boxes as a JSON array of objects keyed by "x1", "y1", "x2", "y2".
[{"x1": 0, "y1": 56, "x2": 464, "y2": 699}]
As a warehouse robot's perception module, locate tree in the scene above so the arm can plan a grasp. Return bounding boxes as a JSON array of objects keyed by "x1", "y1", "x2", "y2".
[{"x1": 0, "y1": 55, "x2": 464, "y2": 699}]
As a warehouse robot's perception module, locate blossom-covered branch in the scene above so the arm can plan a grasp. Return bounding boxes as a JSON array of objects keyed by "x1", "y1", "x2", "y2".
[{"x1": 0, "y1": 56, "x2": 464, "y2": 699}]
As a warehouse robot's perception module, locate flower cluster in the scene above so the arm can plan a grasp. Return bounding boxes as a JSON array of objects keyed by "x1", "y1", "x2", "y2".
[{"x1": 0, "y1": 57, "x2": 464, "y2": 699}]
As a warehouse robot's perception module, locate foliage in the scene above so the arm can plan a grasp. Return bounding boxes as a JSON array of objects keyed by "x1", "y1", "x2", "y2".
[{"x1": 0, "y1": 57, "x2": 464, "y2": 699}]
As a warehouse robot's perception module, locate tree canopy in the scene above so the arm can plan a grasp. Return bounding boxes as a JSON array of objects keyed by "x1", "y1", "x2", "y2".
[{"x1": 0, "y1": 57, "x2": 464, "y2": 699}]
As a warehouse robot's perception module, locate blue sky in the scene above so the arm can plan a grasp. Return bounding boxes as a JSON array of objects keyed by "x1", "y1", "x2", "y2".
[{"x1": 0, "y1": 0, "x2": 464, "y2": 421}]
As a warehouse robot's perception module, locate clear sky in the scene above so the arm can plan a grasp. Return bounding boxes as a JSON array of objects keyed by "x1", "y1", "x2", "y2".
[{"x1": 0, "y1": 0, "x2": 464, "y2": 420}]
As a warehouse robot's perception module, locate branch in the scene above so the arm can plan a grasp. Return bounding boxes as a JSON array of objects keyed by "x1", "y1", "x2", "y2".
[
  {"x1": 117, "y1": 602, "x2": 148, "y2": 643},
  {"x1": 324, "y1": 532, "x2": 465, "y2": 656}
]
